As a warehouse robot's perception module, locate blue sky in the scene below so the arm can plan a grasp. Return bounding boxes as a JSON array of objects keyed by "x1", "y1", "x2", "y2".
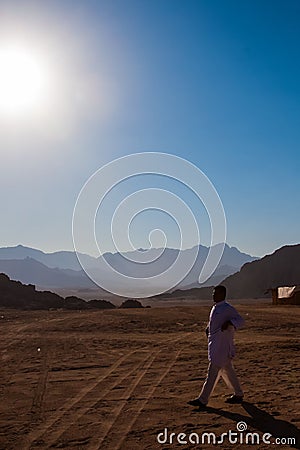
[{"x1": 0, "y1": 0, "x2": 299, "y2": 257}]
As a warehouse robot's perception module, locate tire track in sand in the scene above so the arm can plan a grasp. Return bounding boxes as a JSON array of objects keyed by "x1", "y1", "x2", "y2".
[
  {"x1": 1, "y1": 315, "x2": 73, "y2": 357},
  {"x1": 45, "y1": 333, "x2": 193, "y2": 449},
  {"x1": 87, "y1": 335, "x2": 190, "y2": 450},
  {"x1": 22, "y1": 351, "x2": 135, "y2": 450},
  {"x1": 89, "y1": 349, "x2": 182, "y2": 450},
  {"x1": 24, "y1": 332, "x2": 193, "y2": 449},
  {"x1": 30, "y1": 347, "x2": 52, "y2": 421},
  {"x1": 43, "y1": 350, "x2": 158, "y2": 449}
]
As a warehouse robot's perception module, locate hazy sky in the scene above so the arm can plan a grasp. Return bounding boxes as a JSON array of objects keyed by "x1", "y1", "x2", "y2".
[{"x1": 0, "y1": 0, "x2": 299, "y2": 257}]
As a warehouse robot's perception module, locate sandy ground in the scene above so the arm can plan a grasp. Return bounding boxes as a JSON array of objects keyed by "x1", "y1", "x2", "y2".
[{"x1": 0, "y1": 303, "x2": 299, "y2": 450}]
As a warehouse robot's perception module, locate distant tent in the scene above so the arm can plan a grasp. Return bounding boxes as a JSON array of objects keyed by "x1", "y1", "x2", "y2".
[{"x1": 272, "y1": 286, "x2": 300, "y2": 305}]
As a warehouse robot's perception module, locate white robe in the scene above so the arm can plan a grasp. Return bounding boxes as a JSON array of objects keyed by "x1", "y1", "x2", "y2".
[{"x1": 207, "y1": 300, "x2": 244, "y2": 367}]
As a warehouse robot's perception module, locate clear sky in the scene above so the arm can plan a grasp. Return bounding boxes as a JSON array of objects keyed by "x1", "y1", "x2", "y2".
[{"x1": 0, "y1": 0, "x2": 299, "y2": 257}]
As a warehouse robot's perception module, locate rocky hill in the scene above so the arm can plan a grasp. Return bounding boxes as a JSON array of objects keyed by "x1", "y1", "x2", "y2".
[
  {"x1": 221, "y1": 244, "x2": 300, "y2": 298},
  {"x1": 0, "y1": 273, "x2": 115, "y2": 310}
]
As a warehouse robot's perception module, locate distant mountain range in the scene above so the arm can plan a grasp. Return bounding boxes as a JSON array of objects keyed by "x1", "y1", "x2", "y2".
[
  {"x1": 0, "y1": 243, "x2": 298, "y2": 302},
  {"x1": 165, "y1": 244, "x2": 300, "y2": 300},
  {"x1": 0, "y1": 244, "x2": 257, "y2": 293},
  {"x1": 0, "y1": 245, "x2": 95, "y2": 270},
  {"x1": 0, "y1": 257, "x2": 95, "y2": 289}
]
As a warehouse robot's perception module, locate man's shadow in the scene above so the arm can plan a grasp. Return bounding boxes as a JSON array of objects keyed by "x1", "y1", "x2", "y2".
[{"x1": 196, "y1": 402, "x2": 300, "y2": 449}]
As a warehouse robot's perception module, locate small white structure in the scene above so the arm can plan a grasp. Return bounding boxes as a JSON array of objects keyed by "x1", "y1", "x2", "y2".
[{"x1": 272, "y1": 286, "x2": 300, "y2": 305}]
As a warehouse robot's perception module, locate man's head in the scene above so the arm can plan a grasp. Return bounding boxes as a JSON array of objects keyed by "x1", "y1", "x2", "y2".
[{"x1": 213, "y1": 285, "x2": 226, "y2": 303}]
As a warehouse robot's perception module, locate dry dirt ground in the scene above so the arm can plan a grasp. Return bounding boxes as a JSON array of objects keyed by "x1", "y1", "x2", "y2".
[{"x1": 0, "y1": 303, "x2": 299, "y2": 450}]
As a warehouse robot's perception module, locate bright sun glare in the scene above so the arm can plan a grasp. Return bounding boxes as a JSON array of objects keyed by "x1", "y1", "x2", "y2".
[{"x1": 0, "y1": 45, "x2": 47, "y2": 117}]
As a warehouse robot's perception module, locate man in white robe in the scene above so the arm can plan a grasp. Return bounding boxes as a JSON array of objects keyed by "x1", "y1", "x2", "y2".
[{"x1": 188, "y1": 285, "x2": 244, "y2": 408}]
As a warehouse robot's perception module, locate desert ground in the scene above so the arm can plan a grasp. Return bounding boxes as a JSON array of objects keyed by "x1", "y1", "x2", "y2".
[{"x1": 0, "y1": 302, "x2": 299, "y2": 450}]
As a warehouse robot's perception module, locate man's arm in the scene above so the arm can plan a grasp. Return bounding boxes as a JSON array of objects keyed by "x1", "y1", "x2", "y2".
[
  {"x1": 230, "y1": 311, "x2": 245, "y2": 329},
  {"x1": 222, "y1": 307, "x2": 245, "y2": 331}
]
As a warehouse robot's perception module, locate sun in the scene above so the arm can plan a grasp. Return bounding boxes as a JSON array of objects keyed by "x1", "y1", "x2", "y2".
[{"x1": 0, "y1": 45, "x2": 47, "y2": 117}]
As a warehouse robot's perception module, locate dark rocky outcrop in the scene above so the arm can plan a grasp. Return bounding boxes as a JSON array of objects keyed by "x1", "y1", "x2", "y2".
[
  {"x1": 0, "y1": 273, "x2": 115, "y2": 310},
  {"x1": 119, "y1": 299, "x2": 144, "y2": 308}
]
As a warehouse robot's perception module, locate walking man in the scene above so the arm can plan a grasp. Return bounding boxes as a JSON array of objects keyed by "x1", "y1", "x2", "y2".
[{"x1": 188, "y1": 285, "x2": 244, "y2": 408}]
